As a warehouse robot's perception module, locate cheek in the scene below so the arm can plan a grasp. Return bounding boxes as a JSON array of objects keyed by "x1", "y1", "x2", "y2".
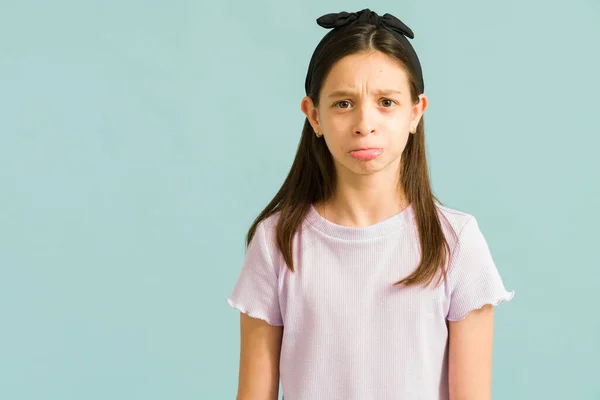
[
  {"x1": 323, "y1": 117, "x2": 344, "y2": 132},
  {"x1": 323, "y1": 135, "x2": 344, "y2": 155},
  {"x1": 393, "y1": 132, "x2": 411, "y2": 152}
]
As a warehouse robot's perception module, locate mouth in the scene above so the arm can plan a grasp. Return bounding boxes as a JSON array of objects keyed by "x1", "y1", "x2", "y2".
[{"x1": 348, "y1": 148, "x2": 384, "y2": 160}]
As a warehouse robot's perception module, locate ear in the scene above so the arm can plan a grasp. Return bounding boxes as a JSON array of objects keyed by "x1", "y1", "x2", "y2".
[
  {"x1": 411, "y1": 94, "x2": 428, "y2": 130},
  {"x1": 301, "y1": 96, "x2": 321, "y2": 134}
]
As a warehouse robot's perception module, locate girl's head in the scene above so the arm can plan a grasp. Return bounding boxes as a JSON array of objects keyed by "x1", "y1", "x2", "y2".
[
  {"x1": 298, "y1": 9, "x2": 429, "y2": 199},
  {"x1": 248, "y1": 9, "x2": 451, "y2": 289},
  {"x1": 301, "y1": 49, "x2": 427, "y2": 180}
]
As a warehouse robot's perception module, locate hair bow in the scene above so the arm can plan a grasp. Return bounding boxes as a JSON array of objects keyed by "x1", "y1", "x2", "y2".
[{"x1": 316, "y1": 8, "x2": 415, "y2": 39}]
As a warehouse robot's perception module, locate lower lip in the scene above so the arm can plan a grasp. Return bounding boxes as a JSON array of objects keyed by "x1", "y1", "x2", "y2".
[{"x1": 349, "y1": 148, "x2": 383, "y2": 160}]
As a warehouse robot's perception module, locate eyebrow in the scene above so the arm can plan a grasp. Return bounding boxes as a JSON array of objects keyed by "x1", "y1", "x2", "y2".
[{"x1": 326, "y1": 89, "x2": 403, "y2": 98}]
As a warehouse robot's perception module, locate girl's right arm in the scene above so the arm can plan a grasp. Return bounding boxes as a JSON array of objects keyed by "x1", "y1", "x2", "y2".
[{"x1": 236, "y1": 312, "x2": 284, "y2": 400}]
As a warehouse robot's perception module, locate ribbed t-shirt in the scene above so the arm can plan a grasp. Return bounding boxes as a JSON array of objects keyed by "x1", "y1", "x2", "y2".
[{"x1": 227, "y1": 202, "x2": 515, "y2": 400}]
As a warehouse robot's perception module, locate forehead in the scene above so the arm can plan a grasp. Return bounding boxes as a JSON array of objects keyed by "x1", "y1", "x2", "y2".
[{"x1": 322, "y1": 51, "x2": 409, "y2": 92}]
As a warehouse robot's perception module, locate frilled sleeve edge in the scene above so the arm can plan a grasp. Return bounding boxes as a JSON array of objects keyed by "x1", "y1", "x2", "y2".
[
  {"x1": 226, "y1": 297, "x2": 284, "y2": 327},
  {"x1": 446, "y1": 290, "x2": 515, "y2": 322}
]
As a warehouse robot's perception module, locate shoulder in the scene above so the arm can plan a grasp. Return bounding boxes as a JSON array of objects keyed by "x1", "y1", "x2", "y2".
[
  {"x1": 250, "y1": 208, "x2": 305, "y2": 253},
  {"x1": 252, "y1": 207, "x2": 317, "y2": 264},
  {"x1": 435, "y1": 202, "x2": 474, "y2": 225},
  {"x1": 257, "y1": 210, "x2": 282, "y2": 240},
  {"x1": 433, "y1": 202, "x2": 478, "y2": 247},
  {"x1": 249, "y1": 213, "x2": 280, "y2": 254},
  {"x1": 255, "y1": 207, "x2": 313, "y2": 239}
]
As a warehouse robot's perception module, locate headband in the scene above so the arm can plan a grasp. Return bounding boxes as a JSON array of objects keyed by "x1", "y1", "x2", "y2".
[{"x1": 304, "y1": 8, "x2": 425, "y2": 95}]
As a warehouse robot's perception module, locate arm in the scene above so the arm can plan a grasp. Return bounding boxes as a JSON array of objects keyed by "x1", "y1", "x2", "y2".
[
  {"x1": 448, "y1": 304, "x2": 495, "y2": 400},
  {"x1": 236, "y1": 312, "x2": 284, "y2": 400}
]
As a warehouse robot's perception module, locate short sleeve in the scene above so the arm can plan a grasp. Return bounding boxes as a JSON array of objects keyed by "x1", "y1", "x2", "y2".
[
  {"x1": 446, "y1": 215, "x2": 515, "y2": 322},
  {"x1": 226, "y1": 221, "x2": 283, "y2": 326}
]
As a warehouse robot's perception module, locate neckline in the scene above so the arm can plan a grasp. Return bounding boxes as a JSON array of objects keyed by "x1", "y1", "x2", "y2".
[{"x1": 305, "y1": 202, "x2": 415, "y2": 240}]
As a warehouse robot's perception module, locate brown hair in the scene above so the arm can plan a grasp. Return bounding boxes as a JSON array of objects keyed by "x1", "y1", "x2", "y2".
[{"x1": 245, "y1": 23, "x2": 452, "y2": 288}]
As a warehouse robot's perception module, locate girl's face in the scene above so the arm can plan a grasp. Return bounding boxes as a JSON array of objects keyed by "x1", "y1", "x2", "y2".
[{"x1": 302, "y1": 51, "x2": 427, "y2": 177}]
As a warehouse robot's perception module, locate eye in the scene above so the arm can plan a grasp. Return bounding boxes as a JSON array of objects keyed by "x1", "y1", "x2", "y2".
[
  {"x1": 333, "y1": 99, "x2": 397, "y2": 109},
  {"x1": 334, "y1": 100, "x2": 351, "y2": 109}
]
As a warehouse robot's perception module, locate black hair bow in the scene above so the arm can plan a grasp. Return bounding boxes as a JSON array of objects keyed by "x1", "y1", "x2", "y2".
[{"x1": 316, "y1": 8, "x2": 415, "y2": 39}]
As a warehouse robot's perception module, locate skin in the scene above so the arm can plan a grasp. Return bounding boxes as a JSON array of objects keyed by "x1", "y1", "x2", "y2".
[
  {"x1": 448, "y1": 304, "x2": 495, "y2": 400},
  {"x1": 301, "y1": 50, "x2": 427, "y2": 228},
  {"x1": 236, "y1": 313, "x2": 283, "y2": 400}
]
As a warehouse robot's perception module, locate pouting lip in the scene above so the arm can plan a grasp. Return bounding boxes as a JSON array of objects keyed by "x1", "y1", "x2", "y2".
[{"x1": 349, "y1": 147, "x2": 383, "y2": 152}]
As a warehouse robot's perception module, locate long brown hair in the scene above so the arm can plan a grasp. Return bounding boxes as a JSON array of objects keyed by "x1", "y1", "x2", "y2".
[{"x1": 245, "y1": 23, "x2": 452, "y2": 288}]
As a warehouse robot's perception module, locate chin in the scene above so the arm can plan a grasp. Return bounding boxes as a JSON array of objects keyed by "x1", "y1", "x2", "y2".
[{"x1": 346, "y1": 159, "x2": 386, "y2": 174}]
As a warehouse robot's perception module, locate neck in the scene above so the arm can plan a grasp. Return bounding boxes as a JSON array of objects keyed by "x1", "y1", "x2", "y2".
[{"x1": 315, "y1": 186, "x2": 410, "y2": 229}]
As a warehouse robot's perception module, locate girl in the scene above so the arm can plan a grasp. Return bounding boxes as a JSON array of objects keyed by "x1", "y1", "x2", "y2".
[{"x1": 227, "y1": 8, "x2": 514, "y2": 400}]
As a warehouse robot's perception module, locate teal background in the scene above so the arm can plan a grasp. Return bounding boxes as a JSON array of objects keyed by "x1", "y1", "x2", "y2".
[{"x1": 1, "y1": 0, "x2": 598, "y2": 399}]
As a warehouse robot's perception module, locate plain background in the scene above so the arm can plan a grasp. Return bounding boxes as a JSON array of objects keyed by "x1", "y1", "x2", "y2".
[{"x1": 1, "y1": 0, "x2": 599, "y2": 399}]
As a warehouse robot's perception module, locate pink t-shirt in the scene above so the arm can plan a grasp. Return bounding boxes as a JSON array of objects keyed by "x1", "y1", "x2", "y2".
[{"x1": 227, "y1": 202, "x2": 515, "y2": 399}]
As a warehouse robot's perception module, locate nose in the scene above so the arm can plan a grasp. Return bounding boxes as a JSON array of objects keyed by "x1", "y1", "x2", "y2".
[{"x1": 353, "y1": 103, "x2": 376, "y2": 136}]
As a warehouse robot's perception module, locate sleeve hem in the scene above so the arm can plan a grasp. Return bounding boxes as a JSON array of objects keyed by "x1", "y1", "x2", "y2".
[
  {"x1": 226, "y1": 297, "x2": 284, "y2": 326},
  {"x1": 446, "y1": 290, "x2": 515, "y2": 322}
]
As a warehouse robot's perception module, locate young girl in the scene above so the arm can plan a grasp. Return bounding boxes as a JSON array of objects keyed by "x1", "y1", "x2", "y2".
[{"x1": 227, "y1": 8, "x2": 514, "y2": 400}]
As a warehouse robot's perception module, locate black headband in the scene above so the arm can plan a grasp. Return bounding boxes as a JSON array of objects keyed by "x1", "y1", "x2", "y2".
[{"x1": 304, "y1": 8, "x2": 425, "y2": 96}]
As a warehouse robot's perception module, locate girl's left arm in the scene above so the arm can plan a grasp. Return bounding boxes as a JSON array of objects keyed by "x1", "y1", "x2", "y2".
[{"x1": 447, "y1": 304, "x2": 495, "y2": 400}]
